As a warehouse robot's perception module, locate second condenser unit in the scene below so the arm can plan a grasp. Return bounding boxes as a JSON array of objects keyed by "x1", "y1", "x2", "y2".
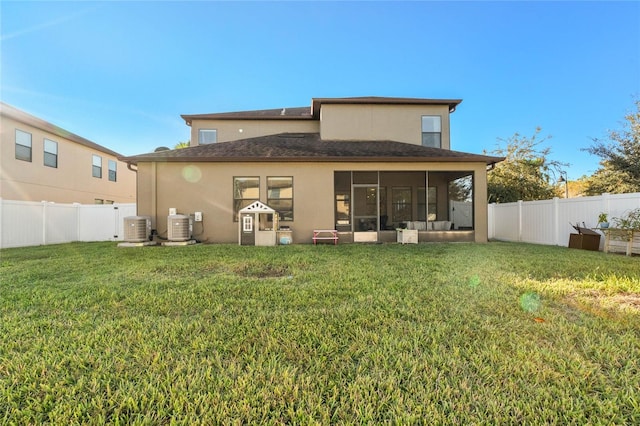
[{"x1": 167, "y1": 214, "x2": 191, "y2": 242}]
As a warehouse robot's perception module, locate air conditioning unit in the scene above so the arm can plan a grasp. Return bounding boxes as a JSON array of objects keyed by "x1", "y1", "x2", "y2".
[
  {"x1": 123, "y1": 216, "x2": 151, "y2": 242},
  {"x1": 167, "y1": 214, "x2": 191, "y2": 242}
]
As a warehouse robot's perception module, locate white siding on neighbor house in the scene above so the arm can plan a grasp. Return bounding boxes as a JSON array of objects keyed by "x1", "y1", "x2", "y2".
[
  {"x1": 488, "y1": 192, "x2": 640, "y2": 246},
  {"x1": 0, "y1": 199, "x2": 136, "y2": 248}
]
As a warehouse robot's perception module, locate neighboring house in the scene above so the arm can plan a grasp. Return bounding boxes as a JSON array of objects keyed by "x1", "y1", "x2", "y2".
[
  {"x1": 1, "y1": 102, "x2": 136, "y2": 204},
  {"x1": 121, "y1": 97, "x2": 503, "y2": 244}
]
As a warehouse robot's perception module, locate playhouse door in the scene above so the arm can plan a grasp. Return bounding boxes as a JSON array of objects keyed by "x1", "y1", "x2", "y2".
[{"x1": 240, "y1": 214, "x2": 255, "y2": 245}]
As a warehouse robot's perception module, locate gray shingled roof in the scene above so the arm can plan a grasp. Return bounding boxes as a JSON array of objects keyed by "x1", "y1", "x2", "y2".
[
  {"x1": 181, "y1": 107, "x2": 312, "y2": 124},
  {"x1": 181, "y1": 96, "x2": 463, "y2": 124},
  {"x1": 121, "y1": 133, "x2": 503, "y2": 165}
]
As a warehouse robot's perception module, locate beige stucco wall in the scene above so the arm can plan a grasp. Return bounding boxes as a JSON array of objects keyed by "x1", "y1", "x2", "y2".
[
  {"x1": 0, "y1": 115, "x2": 136, "y2": 204},
  {"x1": 190, "y1": 119, "x2": 319, "y2": 145},
  {"x1": 136, "y1": 161, "x2": 489, "y2": 243},
  {"x1": 319, "y1": 104, "x2": 451, "y2": 148}
]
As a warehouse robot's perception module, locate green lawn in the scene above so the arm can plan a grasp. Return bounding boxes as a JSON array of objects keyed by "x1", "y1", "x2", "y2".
[{"x1": 1, "y1": 242, "x2": 638, "y2": 424}]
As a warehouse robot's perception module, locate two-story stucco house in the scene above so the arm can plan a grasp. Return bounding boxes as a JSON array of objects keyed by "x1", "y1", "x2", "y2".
[
  {"x1": 121, "y1": 97, "x2": 502, "y2": 244},
  {"x1": 1, "y1": 102, "x2": 136, "y2": 204}
]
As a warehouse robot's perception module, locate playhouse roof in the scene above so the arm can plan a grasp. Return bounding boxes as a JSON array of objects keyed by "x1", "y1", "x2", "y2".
[{"x1": 238, "y1": 201, "x2": 275, "y2": 213}]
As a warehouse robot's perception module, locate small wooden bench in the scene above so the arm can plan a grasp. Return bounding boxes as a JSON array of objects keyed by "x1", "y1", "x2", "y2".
[{"x1": 313, "y1": 229, "x2": 338, "y2": 245}]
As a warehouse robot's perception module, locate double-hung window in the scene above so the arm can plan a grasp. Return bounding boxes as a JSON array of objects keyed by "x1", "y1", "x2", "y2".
[
  {"x1": 421, "y1": 116, "x2": 442, "y2": 148},
  {"x1": 15, "y1": 129, "x2": 32, "y2": 162},
  {"x1": 233, "y1": 177, "x2": 259, "y2": 221},
  {"x1": 108, "y1": 160, "x2": 117, "y2": 182},
  {"x1": 92, "y1": 155, "x2": 102, "y2": 178},
  {"x1": 44, "y1": 139, "x2": 58, "y2": 168},
  {"x1": 392, "y1": 187, "x2": 412, "y2": 222},
  {"x1": 199, "y1": 129, "x2": 217, "y2": 144},
  {"x1": 267, "y1": 177, "x2": 293, "y2": 221}
]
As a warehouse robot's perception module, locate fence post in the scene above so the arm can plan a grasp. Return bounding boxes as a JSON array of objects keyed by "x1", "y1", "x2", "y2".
[
  {"x1": 553, "y1": 197, "x2": 560, "y2": 246},
  {"x1": 488, "y1": 204, "x2": 494, "y2": 239},
  {"x1": 602, "y1": 193, "x2": 610, "y2": 223},
  {"x1": 74, "y1": 203, "x2": 81, "y2": 242},
  {"x1": 518, "y1": 200, "x2": 523, "y2": 242},
  {"x1": 41, "y1": 201, "x2": 47, "y2": 245},
  {"x1": 0, "y1": 199, "x2": 3, "y2": 248}
]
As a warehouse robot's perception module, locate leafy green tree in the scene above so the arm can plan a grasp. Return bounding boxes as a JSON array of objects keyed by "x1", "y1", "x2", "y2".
[
  {"x1": 583, "y1": 99, "x2": 640, "y2": 195},
  {"x1": 175, "y1": 140, "x2": 190, "y2": 149},
  {"x1": 485, "y1": 128, "x2": 567, "y2": 203}
]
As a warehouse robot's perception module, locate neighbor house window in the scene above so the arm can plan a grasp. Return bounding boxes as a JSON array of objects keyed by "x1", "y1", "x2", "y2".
[
  {"x1": 421, "y1": 116, "x2": 442, "y2": 148},
  {"x1": 233, "y1": 177, "x2": 259, "y2": 221},
  {"x1": 15, "y1": 129, "x2": 32, "y2": 162},
  {"x1": 199, "y1": 129, "x2": 217, "y2": 144},
  {"x1": 392, "y1": 187, "x2": 412, "y2": 222},
  {"x1": 267, "y1": 176, "x2": 293, "y2": 221},
  {"x1": 108, "y1": 160, "x2": 117, "y2": 182},
  {"x1": 44, "y1": 139, "x2": 58, "y2": 168},
  {"x1": 92, "y1": 155, "x2": 102, "y2": 178}
]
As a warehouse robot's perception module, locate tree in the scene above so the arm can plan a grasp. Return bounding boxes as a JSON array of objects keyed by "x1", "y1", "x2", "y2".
[
  {"x1": 485, "y1": 128, "x2": 567, "y2": 203},
  {"x1": 175, "y1": 140, "x2": 190, "y2": 149},
  {"x1": 583, "y1": 99, "x2": 640, "y2": 195}
]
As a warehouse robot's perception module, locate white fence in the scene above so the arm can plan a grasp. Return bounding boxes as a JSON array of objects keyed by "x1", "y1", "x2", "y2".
[
  {"x1": 488, "y1": 192, "x2": 640, "y2": 246},
  {"x1": 0, "y1": 200, "x2": 137, "y2": 249}
]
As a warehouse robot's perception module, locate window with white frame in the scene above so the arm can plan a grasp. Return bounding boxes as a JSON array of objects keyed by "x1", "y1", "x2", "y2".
[
  {"x1": 421, "y1": 116, "x2": 442, "y2": 148},
  {"x1": 92, "y1": 155, "x2": 102, "y2": 178},
  {"x1": 108, "y1": 160, "x2": 117, "y2": 182},
  {"x1": 198, "y1": 129, "x2": 217, "y2": 144},
  {"x1": 15, "y1": 129, "x2": 32, "y2": 162},
  {"x1": 44, "y1": 139, "x2": 58, "y2": 168}
]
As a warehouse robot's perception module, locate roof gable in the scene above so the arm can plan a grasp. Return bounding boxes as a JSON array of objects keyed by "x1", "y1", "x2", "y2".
[{"x1": 239, "y1": 201, "x2": 275, "y2": 213}]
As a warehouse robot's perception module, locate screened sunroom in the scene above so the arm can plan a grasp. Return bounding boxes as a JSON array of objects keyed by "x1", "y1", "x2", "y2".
[{"x1": 334, "y1": 171, "x2": 475, "y2": 243}]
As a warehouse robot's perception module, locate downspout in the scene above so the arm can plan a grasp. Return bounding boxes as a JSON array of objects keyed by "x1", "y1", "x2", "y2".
[
  {"x1": 151, "y1": 162, "x2": 157, "y2": 232},
  {"x1": 126, "y1": 161, "x2": 138, "y2": 216}
]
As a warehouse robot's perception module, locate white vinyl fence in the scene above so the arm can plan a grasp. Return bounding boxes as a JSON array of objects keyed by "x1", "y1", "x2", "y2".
[
  {"x1": 0, "y1": 200, "x2": 137, "y2": 249},
  {"x1": 488, "y1": 192, "x2": 640, "y2": 247}
]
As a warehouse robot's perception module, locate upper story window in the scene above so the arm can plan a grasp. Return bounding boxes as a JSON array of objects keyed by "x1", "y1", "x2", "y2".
[
  {"x1": 108, "y1": 160, "x2": 117, "y2": 182},
  {"x1": 421, "y1": 116, "x2": 442, "y2": 148},
  {"x1": 44, "y1": 139, "x2": 58, "y2": 168},
  {"x1": 15, "y1": 129, "x2": 32, "y2": 162},
  {"x1": 199, "y1": 129, "x2": 217, "y2": 144},
  {"x1": 268, "y1": 176, "x2": 293, "y2": 221},
  {"x1": 233, "y1": 177, "x2": 259, "y2": 221},
  {"x1": 92, "y1": 155, "x2": 102, "y2": 178}
]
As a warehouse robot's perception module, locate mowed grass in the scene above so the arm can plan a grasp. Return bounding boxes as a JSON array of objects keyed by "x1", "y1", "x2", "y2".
[{"x1": 1, "y1": 241, "x2": 639, "y2": 424}]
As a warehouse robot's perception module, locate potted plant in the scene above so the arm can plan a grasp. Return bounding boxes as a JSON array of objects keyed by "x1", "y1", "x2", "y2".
[{"x1": 597, "y1": 213, "x2": 609, "y2": 228}]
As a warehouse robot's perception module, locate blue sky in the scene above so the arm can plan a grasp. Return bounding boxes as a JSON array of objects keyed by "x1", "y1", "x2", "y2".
[{"x1": 2, "y1": 1, "x2": 639, "y2": 179}]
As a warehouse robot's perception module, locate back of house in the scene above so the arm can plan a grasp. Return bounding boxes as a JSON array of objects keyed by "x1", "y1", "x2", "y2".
[{"x1": 122, "y1": 96, "x2": 502, "y2": 244}]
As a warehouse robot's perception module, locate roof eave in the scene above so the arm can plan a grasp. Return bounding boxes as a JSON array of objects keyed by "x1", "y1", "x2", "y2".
[
  {"x1": 121, "y1": 156, "x2": 501, "y2": 165},
  {"x1": 311, "y1": 97, "x2": 464, "y2": 116}
]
